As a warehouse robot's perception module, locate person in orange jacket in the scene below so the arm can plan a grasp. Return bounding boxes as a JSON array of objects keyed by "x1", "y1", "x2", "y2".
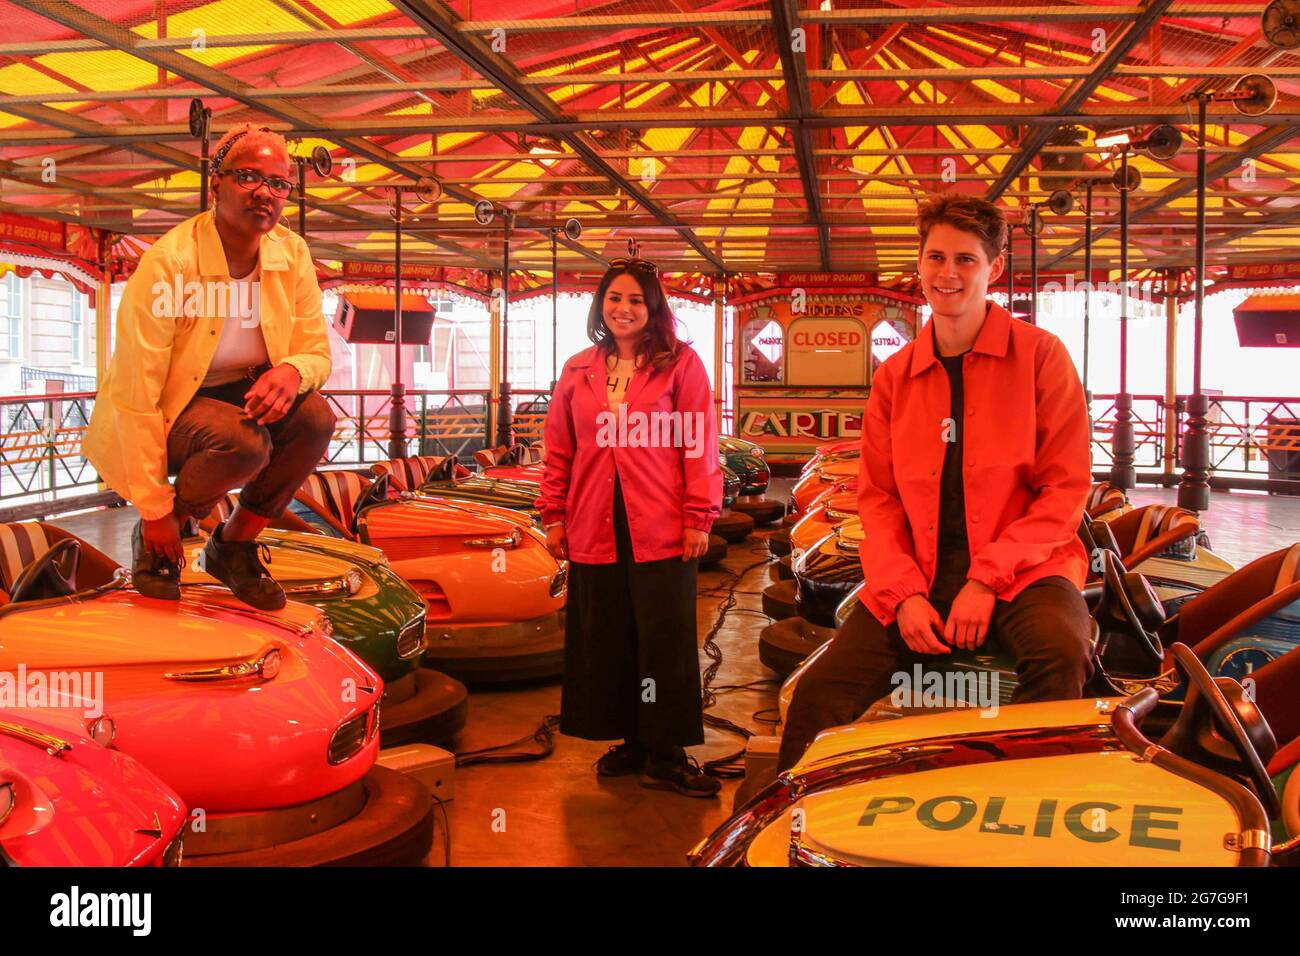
[
  {"x1": 538, "y1": 257, "x2": 722, "y2": 797},
  {"x1": 84, "y1": 124, "x2": 334, "y2": 609},
  {"x1": 778, "y1": 192, "x2": 1094, "y2": 771}
]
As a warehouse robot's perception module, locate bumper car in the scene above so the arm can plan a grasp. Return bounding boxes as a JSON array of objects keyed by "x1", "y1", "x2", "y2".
[
  {"x1": 712, "y1": 462, "x2": 755, "y2": 544},
  {"x1": 368, "y1": 455, "x2": 546, "y2": 524},
  {"x1": 693, "y1": 642, "x2": 1300, "y2": 866},
  {"x1": 722, "y1": 436, "x2": 785, "y2": 526},
  {"x1": 0, "y1": 521, "x2": 433, "y2": 866},
  {"x1": 1089, "y1": 503, "x2": 1234, "y2": 593},
  {"x1": 184, "y1": 495, "x2": 469, "y2": 746},
  {"x1": 762, "y1": 489, "x2": 859, "y2": 620},
  {"x1": 1, "y1": 709, "x2": 186, "y2": 866},
  {"x1": 773, "y1": 542, "x2": 1300, "y2": 733},
  {"x1": 289, "y1": 469, "x2": 567, "y2": 683},
  {"x1": 763, "y1": 501, "x2": 1239, "y2": 678},
  {"x1": 789, "y1": 459, "x2": 858, "y2": 518}
]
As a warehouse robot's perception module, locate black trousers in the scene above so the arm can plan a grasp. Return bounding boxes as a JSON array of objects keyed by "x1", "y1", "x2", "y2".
[
  {"x1": 560, "y1": 477, "x2": 704, "y2": 748},
  {"x1": 777, "y1": 576, "x2": 1094, "y2": 771}
]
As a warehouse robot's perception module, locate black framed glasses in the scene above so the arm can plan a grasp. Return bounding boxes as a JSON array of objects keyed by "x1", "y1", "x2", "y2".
[
  {"x1": 608, "y1": 256, "x2": 659, "y2": 276},
  {"x1": 224, "y1": 167, "x2": 294, "y2": 199}
]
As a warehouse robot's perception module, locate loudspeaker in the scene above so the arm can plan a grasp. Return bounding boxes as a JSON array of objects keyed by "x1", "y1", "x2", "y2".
[
  {"x1": 334, "y1": 289, "x2": 436, "y2": 344},
  {"x1": 1233, "y1": 302, "x2": 1300, "y2": 348}
]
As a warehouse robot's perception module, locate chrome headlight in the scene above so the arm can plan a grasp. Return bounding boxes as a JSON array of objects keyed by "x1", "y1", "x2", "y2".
[
  {"x1": 550, "y1": 562, "x2": 569, "y2": 598},
  {"x1": 165, "y1": 646, "x2": 283, "y2": 682},
  {"x1": 282, "y1": 570, "x2": 365, "y2": 598},
  {"x1": 259, "y1": 648, "x2": 283, "y2": 680},
  {"x1": 464, "y1": 527, "x2": 523, "y2": 549},
  {"x1": 86, "y1": 716, "x2": 116, "y2": 748}
]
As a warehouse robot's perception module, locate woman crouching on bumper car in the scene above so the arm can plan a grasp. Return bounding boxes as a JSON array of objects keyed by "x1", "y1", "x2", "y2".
[
  {"x1": 538, "y1": 256, "x2": 723, "y2": 797},
  {"x1": 778, "y1": 192, "x2": 1096, "y2": 771}
]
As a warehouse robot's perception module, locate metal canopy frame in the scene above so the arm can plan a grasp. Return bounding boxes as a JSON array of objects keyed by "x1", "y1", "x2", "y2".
[{"x1": 0, "y1": 0, "x2": 1296, "y2": 282}]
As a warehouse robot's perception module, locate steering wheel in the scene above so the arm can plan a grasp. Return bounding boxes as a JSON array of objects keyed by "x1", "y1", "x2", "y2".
[
  {"x1": 1100, "y1": 550, "x2": 1165, "y2": 666},
  {"x1": 8, "y1": 538, "x2": 81, "y2": 604},
  {"x1": 1167, "y1": 643, "x2": 1282, "y2": 820},
  {"x1": 349, "y1": 472, "x2": 390, "y2": 537}
]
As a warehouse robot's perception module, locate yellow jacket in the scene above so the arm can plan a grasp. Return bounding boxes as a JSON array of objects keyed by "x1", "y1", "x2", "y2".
[{"x1": 84, "y1": 210, "x2": 332, "y2": 521}]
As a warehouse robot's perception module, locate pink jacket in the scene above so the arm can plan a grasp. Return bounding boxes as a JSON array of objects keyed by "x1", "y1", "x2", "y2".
[{"x1": 537, "y1": 344, "x2": 721, "y2": 563}]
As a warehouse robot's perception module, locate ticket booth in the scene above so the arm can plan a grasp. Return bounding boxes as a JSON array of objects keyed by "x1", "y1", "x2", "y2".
[{"x1": 731, "y1": 278, "x2": 921, "y2": 468}]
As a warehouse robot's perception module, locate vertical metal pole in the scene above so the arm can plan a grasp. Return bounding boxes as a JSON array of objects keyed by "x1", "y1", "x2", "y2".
[
  {"x1": 487, "y1": 271, "x2": 501, "y2": 448},
  {"x1": 1029, "y1": 210, "x2": 1038, "y2": 326},
  {"x1": 1006, "y1": 231, "x2": 1014, "y2": 310},
  {"x1": 200, "y1": 135, "x2": 210, "y2": 212},
  {"x1": 1110, "y1": 150, "x2": 1135, "y2": 490},
  {"x1": 297, "y1": 161, "x2": 307, "y2": 237},
  {"x1": 496, "y1": 214, "x2": 513, "y2": 446},
  {"x1": 551, "y1": 229, "x2": 559, "y2": 389},
  {"x1": 1163, "y1": 268, "x2": 1179, "y2": 482},
  {"x1": 95, "y1": 235, "x2": 111, "y2": 386},
  {"x1": 1179, "y1": 95, "x2": 1211, "y2": 512},
  {"x1": 388, "y1": 190, "x2": 407, "y2": 459},
  {"x1": 713, "y1": 273, "x2": 725, "y2": 434},
  {"x1": 1082, "y1": 179, "x2": 1093, "y2": 397}
]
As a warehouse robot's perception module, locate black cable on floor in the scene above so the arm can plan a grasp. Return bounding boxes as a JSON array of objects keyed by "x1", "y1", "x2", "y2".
[
  {"x1": 430, "y1": 791, "x2": 452, "y2": 866},
  {"x1": 698, "y1": 554, "x2": 776, "y2": 778},
  {"x1": 455, "y1": 714, "x2": 561, "y2": 767}
]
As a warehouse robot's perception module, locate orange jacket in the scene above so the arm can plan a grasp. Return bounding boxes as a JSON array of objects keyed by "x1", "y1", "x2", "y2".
[{"x1": 857, "y1": 302, "x2": 1091, "y2": 625}]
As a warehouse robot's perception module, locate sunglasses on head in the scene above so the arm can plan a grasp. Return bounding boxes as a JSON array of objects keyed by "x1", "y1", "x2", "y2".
[{"x1": 608, "y1": 257, "x2": 658, "y2": 276}]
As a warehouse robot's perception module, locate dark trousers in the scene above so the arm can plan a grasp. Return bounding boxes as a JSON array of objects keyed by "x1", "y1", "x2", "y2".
[
  {"x1": 777, "y1": 576, "x2": 1094, "y2": 771},
  {"x1": 560, "y1": 478, "x2": 704, "y2": 749},
  {"x1": 165, "y1": 386, "x2": 336, "y2": 522}
]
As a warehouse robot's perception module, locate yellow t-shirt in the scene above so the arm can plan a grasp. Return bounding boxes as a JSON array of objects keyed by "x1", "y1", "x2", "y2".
[{"x1": 605, "y1": 354, "x2": 637, "y2": 407}]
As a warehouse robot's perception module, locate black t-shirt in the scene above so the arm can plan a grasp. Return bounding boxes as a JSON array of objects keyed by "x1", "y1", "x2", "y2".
[{"x1": 929, "y1": 327, "x2": 972, "y2": 606}]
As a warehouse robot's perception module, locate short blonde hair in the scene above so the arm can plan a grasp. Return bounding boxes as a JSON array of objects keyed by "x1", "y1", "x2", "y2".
[{"x1": 210, "y1": 123, "x2": 290, "y2": 174}]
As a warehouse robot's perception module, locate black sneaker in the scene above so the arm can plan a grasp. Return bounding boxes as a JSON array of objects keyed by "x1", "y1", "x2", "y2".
[
  {"x1": 198, "y1": 521, "x2": 286, "y2": 611},
  {"x1": 131, "y1": 519, "x2": 180, "y2": 600},
  {"x1": 594, "y1": 741, "x2": 648, "y2": 777},
  {"x1": 639, "y1": 748, "x2": 721, "y2": 798}
]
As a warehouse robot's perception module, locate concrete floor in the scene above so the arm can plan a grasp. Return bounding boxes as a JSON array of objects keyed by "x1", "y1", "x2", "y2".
[{"x1": 47, "y1": 480, "x2": 1300, "y2": 866}]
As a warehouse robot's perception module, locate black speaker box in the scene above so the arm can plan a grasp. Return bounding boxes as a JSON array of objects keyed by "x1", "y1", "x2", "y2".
[{"x1": 334, "y1": 289, "x2": 435, "y2": 344}]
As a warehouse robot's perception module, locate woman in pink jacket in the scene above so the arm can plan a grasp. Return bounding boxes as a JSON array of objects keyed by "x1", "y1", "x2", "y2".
[{"x1": 538, "y1": 258, "x2": 722, "y2": 797}]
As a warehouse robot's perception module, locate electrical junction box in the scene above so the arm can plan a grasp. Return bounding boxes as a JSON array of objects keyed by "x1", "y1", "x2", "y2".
[{"x1": 378, "y1": 743, "x2": 455, "y2": 802}]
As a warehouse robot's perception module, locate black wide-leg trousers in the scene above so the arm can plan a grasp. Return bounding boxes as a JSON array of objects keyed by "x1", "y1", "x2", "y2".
[{"x1": 560, "y1": 477, "x2": 704, "y2": 748}]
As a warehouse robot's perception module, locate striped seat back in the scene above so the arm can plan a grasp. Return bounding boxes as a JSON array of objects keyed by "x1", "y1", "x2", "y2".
[
  {"x1": 1085, "y1": 481, "x2": 1125, "y2": 518},
  {"x1": 1133, "y1": 504, "x2": 1198, "y2": 550},
  {"x1": 372, "y1": 455, "x2": 450, "y2": 493},
  {"x1": 312, "y1": 470, "x2": 371, "y2": 529},
  {"x1": 0, "y1": 522, "x2": 52, "y2": 594}
]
